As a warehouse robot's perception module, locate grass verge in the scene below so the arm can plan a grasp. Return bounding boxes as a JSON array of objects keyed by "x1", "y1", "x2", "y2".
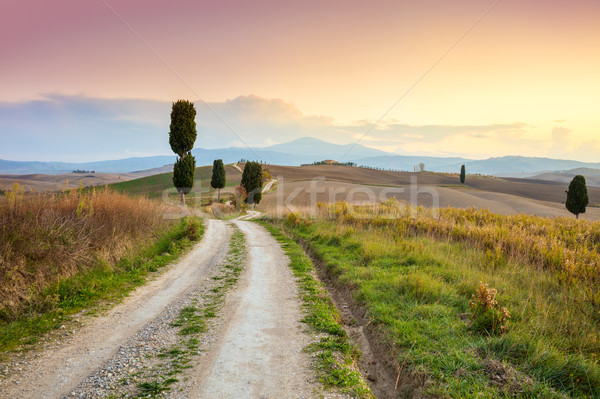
[
  {"x1": 260, "y1": 220, "x2": 374, "y2": 398},
  {"x1": 0, "y1": 217, "x2": 204, "y2": 356},
  {"x1": 279, "y1": 211, "x2": 600, "y2": 398},
  {"x1": 132, "y1": 227, "x2": 246, "y2": 398}
]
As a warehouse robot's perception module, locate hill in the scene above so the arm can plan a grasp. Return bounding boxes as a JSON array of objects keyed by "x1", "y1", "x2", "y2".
[
  {"x1": 264, "y1": 137, "x2": 388, "y2": 159},
  {"x1": 0, "y1": 157, "x2": 175, "y2": 175},
  {"x1": 258, "y1": 164, "x2": 600, "y2": 220},
  {"x1": 109, "y1": 164, "x2": 242, "y2": 199},
  {"x1": 531, "y1": 167, "x2": 600, "y2": 187},
  {"x1": 4, "y1": 137, "x2": 600, "y2": 176}
]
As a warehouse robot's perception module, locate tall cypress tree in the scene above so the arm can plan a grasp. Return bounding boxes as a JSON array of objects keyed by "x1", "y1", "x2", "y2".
[
  {"x1": 460, "y1": 165, "x2": 466, "y2": 184},
  {"x1": 241, "y1": 161, "x2": 263, "y2": 206},
  {"x1": 565, "y1": 175, "x2": 589, "y2": 219},
  {"x1": 169, "y1": 100, "x2": 197, "y2": 205},
  {"x1": 211, "y1": 159, "x2": 226, "y2": 202}
]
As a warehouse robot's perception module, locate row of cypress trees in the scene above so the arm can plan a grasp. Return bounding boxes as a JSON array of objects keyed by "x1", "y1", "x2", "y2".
[{"x1": 168, "y1": 99, "x2": 263, "y2": 206}]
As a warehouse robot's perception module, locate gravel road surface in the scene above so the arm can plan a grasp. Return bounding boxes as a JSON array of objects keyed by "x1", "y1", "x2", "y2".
[
  {"x1": 0, "y1": 219, "x2": 232, "y2": 399},
  {"x1": 179, "y1": 219, "x2": 321, "y2": 398}
]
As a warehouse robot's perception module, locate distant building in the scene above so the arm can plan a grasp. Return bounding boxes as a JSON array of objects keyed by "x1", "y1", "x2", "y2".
[{"x1": 301, "y1": 160, "x2": 356, "y2": 167}]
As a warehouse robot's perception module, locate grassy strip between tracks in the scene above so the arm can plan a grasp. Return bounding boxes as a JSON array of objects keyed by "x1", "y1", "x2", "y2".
[
  {"x1": 132, "y1": 227, "x2": 246, "y2": 398},
  {"x1": 0, "y1": 217, "x2": 204, "y2": 356},
  {"x1": 260, "y1": 220, "x2": 375, "y2": 399}
]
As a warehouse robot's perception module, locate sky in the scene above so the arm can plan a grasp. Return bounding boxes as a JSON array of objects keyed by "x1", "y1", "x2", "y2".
[{"x1": 1, "y1": 0, "x2": 599, "y2": 162}]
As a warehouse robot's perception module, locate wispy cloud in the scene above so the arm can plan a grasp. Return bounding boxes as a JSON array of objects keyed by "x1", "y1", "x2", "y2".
[{"x1": 0, "y1": 94, "x2": 589, "y2": 162}]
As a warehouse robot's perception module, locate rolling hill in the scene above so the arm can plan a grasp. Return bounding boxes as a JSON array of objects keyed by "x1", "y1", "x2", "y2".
[
  {"x1": 108, "y1": 164, "x2": 242, "y2": 198},
  {"x1": 3, "y1": 137, "x2": 600, "y2": 176},
  {"x1": 530, "y1": 167, "x2": 600, "y2": 187}
]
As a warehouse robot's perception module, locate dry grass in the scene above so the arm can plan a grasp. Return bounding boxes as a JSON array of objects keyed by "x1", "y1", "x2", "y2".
[
  {"x1": 0, "y1": 184, "x2": 168, "y2": 319},
  {"x1": 315, "y1": 200, "x2": 600, "y2": 304},
  {"x1": 281, "y1": 201, "x2": 600, "y2": 396}
]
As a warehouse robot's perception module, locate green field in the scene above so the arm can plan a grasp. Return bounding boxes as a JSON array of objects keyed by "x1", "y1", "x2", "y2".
[
  {"x1": 109, "y1": 164, "x2": 242, "y2": 200},
  {"x1": 274, "y1": 205, "x2": 600, "y2": 398}
]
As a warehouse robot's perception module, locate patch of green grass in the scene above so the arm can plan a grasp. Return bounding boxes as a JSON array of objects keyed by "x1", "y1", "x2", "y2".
[
  {"x1": 280, "y1": 217, "x2": 600, "y2": 398},
  {"x1": 0, "y1": 217, "x2": 204, "y2": 355},
  {"x1": 260, "y1": 221, "x2": 374, "y2": 398},
  {"x1": 109, "y1": 164, "x2": 242, "y2": 201},
  {"x1": 132, "y1": 227, "x2": 246, "y2": 398},
  {"x1": 137, "y1": 378, "x2": 178, "y2": 395}
]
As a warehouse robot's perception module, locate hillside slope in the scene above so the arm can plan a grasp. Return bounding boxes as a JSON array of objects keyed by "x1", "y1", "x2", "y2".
[{"x1": 109, "y1": 164, "x2": 242, "y2": 197}]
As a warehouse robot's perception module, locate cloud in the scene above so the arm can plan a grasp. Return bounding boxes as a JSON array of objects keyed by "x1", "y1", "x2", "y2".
[
  {"x1": 0, "y1": 94, "x2": 171, "y2": 162},
  {"x1": 542, "y1": 126, "x2": 600, "y2": 162},
  {"x1": 341, "y1": 121, "x2": 532, "y2": 157},
  {"x1": 0, "y1": 93, "x2": 551, "y2": 162},
  {"x1": 573, "y1": 139, "x2": 600, "y2": 163},
  {"x1": 547, "y1": 126, "x2": 574, "y2": 159}
]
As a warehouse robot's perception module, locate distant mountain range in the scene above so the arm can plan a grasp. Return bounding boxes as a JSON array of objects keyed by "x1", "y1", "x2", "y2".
[{"x1": 2, "y1": 137, "x2": 600, "y2": 177}]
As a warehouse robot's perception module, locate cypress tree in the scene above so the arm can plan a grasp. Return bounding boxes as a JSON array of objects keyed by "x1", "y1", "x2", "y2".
[
  {"x1": 169, "y1": 100, "x2": 197, "y2": 205},
  {"x1": 460, "y1": 165, "x2": 466, "y2": 184},
  {"x1": 241, "y1": 161, "x2": 263, "y2": 206},
  {"x1": 211, "y1": 159, "x2": 226, "y2": 202},
  {"x1": 565, "y1": 175, "x2": 589, "y2": 219}
]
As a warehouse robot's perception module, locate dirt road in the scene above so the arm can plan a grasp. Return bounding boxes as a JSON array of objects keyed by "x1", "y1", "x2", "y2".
[
  {"x1": 0, "y1": 219, "x2": 233, "y2": 398},
  {"x1": 178, "y1": 220, "x2": 319, "y2": 398},
  {"x1": 1, "y1": 219, "x2": 338, "y2": 399}
]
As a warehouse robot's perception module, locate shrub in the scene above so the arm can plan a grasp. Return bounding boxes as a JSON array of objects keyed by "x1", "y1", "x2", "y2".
[
  {"x1": 232, "y1": 185, "x2": 247, "y2": 210},
  {"x1": 183, "y1": 218, "x2": 202, "y2": 241},
  {"x1": 469, "y1": 282, "x2": 511, "y2": 335},
  {"x1": 287, "y1": 212, "x2": 300, "y2": 226}
]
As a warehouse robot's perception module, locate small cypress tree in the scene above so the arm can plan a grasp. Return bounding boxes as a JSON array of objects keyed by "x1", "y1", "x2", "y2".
[
  {"x1": 211, "y1": 159, "x2": 226, "y2": 202},
  {"x1": 241, "y1": 161, "x2": 263, "y2": 206},
  {"x1": 565, "y1": 175, "x2": 589, "y2": 219},
  {"x1": 460, "y1": 165, "x2": 466, "y2": 184},
  {"x1": 169, "y1": 100, "x2": 197, "y2": 205}
]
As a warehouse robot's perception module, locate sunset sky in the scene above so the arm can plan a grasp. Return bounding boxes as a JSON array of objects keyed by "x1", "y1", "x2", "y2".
[{"x1": 1, "y1": 0, "x2": 599, "y2": 162}]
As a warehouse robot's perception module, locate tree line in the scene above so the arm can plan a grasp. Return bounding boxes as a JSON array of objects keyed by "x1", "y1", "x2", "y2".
[{"x1": 169, "y1": 100, "x2": 264, "y2": 207}]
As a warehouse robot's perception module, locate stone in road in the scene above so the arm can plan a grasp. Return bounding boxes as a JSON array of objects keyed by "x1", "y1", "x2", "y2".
[{"x1": 184, "y1": 220, "x2": 317, "y2": 398}]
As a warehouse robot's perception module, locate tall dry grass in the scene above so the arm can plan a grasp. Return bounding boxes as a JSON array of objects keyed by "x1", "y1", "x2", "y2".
[
  {"x1": 312, "y1": 200, "x2": 600, "y2": 304},
  {"x1": 0, "y1": 184, "x2": 168, "y2": 319},
  {"x1": 282, "y1": 204, "x2": 600, "y2": 396}
]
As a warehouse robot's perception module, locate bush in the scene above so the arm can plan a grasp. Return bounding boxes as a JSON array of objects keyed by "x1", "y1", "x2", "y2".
[
  {"x1": 183, "y1": 218, "x2": 202, "y2": 241},
  {"x1": 469, "y1": 282, "x2": 510, "y2": 335}
]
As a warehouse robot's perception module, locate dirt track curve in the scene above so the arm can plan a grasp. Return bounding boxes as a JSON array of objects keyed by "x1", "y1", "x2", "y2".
[{"x1": 0, "y1": 219, "x2": 338, "y2": 399}]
